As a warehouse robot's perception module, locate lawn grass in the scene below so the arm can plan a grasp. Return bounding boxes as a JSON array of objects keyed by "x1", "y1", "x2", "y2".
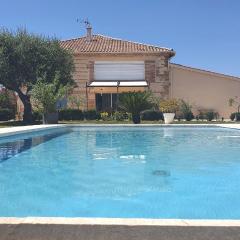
[{"x1": 60, "y1": 120, "x2": 234, "y2": 124}]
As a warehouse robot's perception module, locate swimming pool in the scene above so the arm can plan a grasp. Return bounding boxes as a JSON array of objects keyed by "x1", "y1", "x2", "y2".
[{"x1": 0, "y1": 126, "x2": 240, "y2": 219}]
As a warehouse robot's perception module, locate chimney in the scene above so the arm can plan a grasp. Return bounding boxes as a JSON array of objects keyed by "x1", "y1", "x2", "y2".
[{"x1": 85, "y1": 21, "x2": 92, "y2": 41}]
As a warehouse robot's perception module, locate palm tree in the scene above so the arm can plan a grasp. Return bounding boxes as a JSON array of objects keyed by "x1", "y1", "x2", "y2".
[{"x1": 119, "y1": 91, "x2": 153, "y2": 124}]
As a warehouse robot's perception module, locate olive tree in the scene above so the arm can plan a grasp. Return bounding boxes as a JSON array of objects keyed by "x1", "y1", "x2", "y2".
[{"x1": 0, "y1": 28, "x2": 75, "y2": 124}]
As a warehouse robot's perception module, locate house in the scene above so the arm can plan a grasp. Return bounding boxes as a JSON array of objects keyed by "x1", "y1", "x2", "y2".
[{"x1": 60, "y1": 25, "x2": 240, "y2": 118}]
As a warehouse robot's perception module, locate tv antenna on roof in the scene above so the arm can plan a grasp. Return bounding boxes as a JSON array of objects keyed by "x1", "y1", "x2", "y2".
[
  {"x1": 76, "y1": 18, "x2": 91, "y2": 28},
  {"x1": 76, "y1": 18, "x2": 92, "y2": 41}
]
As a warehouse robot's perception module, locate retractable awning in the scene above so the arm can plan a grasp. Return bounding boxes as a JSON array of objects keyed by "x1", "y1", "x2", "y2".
[{"x1": 88, "y1": 81, "x2": 148, "y2": 87}]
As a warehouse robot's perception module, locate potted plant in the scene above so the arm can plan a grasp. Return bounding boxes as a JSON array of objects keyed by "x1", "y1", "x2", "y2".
[
  {"x1": 31, "y1": 80, "x2": 69, "y2": 124},
  {"x1": 159, "y1": 99, "x2": 179, "y2": 124},
  {"x1": 119, "y1": 91, "x2": 153, "y2": 124}
]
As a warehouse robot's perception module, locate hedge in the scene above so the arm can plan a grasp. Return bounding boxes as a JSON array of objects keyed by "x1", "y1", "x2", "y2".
[
  {"x1": 141, "y1": 110, "x2": 163, "y2": 121},
  {"x1": 59, "y1": 109, "x2": 84, "y2": 121},
  {"x1": 0, "y1": 108, "x2": 15, "y2": 121}
]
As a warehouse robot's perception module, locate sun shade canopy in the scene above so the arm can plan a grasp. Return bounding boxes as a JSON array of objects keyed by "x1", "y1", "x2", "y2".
[{"x1": 88, "y1": 81, "x2": 148, "y2": 87}]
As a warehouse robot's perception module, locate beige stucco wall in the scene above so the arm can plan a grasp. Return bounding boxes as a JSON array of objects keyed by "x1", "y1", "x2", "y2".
[{"x1": 170, "y1": 64, "x2": 240, "y2": 118}]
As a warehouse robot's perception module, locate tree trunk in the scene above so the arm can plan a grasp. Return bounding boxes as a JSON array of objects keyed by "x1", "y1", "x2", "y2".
[{"x1": 16, "y1": 90, "x2": 33, "y2": 124}]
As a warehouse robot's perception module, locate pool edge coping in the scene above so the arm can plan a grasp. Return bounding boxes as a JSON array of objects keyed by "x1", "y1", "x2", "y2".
[
  {"x1": 1, "y1": 217, "x2": 240, "y2": 227},
  {"x1": 1, "y1": 123, "x2": 240, "y2": 138}
]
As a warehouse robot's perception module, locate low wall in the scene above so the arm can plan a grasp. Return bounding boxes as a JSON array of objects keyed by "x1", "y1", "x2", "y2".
[{"x1": 1, "y1": 218, "x2": 240, "y2": 240}]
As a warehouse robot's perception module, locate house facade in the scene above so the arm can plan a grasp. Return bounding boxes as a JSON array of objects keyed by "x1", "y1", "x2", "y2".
[
  {"x1": 60, "y1": 27, "x2": 240, "y2": 118},
  {"x1": 60, "y1": 28, "x2": 175, "y2": 113}
]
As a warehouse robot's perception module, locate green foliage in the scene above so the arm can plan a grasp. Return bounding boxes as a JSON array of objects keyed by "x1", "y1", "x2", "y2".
[
  {"x1": 83, "y1": 109, "x2": 100, "y2": 120},
  {"x1": 230, "y1": 112, "x2": 240, "y2": 121},
  {"x1": 159, "y1": 99, "x2": 179, "y2": 113},
  {"x1": 119, "y1": 91, "x2": 153, "y2": 123},
  {"x1": 100, "y1": 112, "x2": 110, "y2": 121},
  {"x1": 68, "y1": 95, "x2": 84, "y2": 110},
  {"x1": 197, "y1": 108, "x2": 218, "y2": 121},
  {"x1": 141, "y1": 110, "x2": 163, "y2": 121},
  {"x1": 0, "y1": 90, "x2": 15, "y2": 110},
  {"x1": 32, "y1": 111, "x2": 42, "y2": 121},
  {"x1": 0, "y1": 108, "x2": 15, "y2": 121},
  {"x1": 179, "y1": 100, "x2": 194, "y2": 121},
  {"x1": 206, "y1": 111, "x2": 218, "y2": 121},
  {"x1": 31, "y1": 80, "x2": 68, "y2": 114},
  {"x1": 0, "y1": 28, "x2": 75, "y2": 123},
  {"x1": 229, "y1": 97, "x2": 240, "y2": 113},
  {"x1": 59, "y1": 109, "x2": 84, "y2": 121},
  {"x1": 113, "y1": 111, "x2": 129, "y2": 121}
]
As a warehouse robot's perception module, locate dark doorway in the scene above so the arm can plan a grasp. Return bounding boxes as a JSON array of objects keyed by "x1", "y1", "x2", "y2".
[{"x1": 96, "y1": 93, "x2": 118, "y2": 112}]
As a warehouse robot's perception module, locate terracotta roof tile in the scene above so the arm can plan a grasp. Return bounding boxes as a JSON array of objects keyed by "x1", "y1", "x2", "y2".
[{"x1": 60, "y1": 34, "x2": 175, "y2": 55}]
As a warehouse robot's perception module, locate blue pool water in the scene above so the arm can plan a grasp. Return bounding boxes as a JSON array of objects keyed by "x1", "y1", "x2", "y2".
[{"x1": 0, "y1": 126, "x2": 240, "y2": 219}]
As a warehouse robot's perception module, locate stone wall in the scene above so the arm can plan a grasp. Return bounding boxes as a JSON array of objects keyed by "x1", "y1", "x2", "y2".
[{"x1": 148, "y1": 55, "x2": 170, "y2": 100}]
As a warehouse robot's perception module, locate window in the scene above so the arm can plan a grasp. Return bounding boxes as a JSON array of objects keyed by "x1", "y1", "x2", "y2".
[{"x1": 94, "y1": 61, "x2": 145, "y2": 81}]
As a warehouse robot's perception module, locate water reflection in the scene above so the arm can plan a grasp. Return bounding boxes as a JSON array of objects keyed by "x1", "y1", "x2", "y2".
[{"x1": 0, "y1": 130, "x2": 70, "y2": 162}]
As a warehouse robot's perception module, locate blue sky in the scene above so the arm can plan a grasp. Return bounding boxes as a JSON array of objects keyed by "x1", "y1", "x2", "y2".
[{"x1": 1, "y1": 0, "x2": 240, "y2": 76}]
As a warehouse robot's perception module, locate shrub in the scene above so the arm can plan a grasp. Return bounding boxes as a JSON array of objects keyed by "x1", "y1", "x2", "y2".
[
  {"x1": 230, "y1": 112, "x2": 240, "y2": 121},
  {"x1": 159, "y1": 99, "x2": 179, "y2": 113},
  {"x1": 84, "y1": 109, "x2": 100, "y2": 120},
  {"x1": 197, "y1": 109, "x2": 218, "y2": 121},
  {"x1": 179, "y1": 100, "x2": 194, "y2": 121},
  {"x1": 119, "y1": 91, "x2": 154, "y2": 124},
  {"x1": 141, "y1": 110, "x2": 163, "y2": 121},
  {"x1": 113, "y1": 111, "x2": 129, "y2": 121},
  {"x1": 236, "y1": 113, "x2": 240, "y2": 121},
  {"x1": 0, "y1": 108, "x2": 15, "y2": 121},
  {"x1": 205, "y1": 110, "x2": 218, "y2": 121},
  {"x1": 100, "y1": 112, "x2": 110, "y2": 121},
  {"x1": 33, "y1": 111, "x2": 42, "y2": 121},
  {"x1": 59, "y1": 109, "x2": 84, "y2": 121}
]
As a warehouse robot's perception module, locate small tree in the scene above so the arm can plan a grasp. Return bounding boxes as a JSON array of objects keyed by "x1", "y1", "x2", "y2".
[
  {"x1": 119, "y1": 91, "x2": 153, "y2": 124},
  {"x1": 31, "y1": 80, "x2": 69, "y2": 122},
  {"x1": 0, "y1": 28, "x2": 75, "y2": 124},
  {"x1": 68, "y1": 95, "x2": 85, "y2": 110}
]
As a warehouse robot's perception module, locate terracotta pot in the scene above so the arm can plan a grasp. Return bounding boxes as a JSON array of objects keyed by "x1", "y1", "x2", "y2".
[{"x1": 163, "y1": 113, "x2": 175, "y2": 124}]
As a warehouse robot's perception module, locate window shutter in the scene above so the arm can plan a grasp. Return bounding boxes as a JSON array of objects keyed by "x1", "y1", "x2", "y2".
[{"x1": 94, "y1": 61, "x2": 145, "y2": 81}]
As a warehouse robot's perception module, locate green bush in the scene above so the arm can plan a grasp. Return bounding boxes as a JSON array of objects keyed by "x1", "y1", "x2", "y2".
[
  {"x1": 119, "y1": 91, "x2": 154, "y2": 124},
  {"x1": 59, "y1": 109, "x2": 84, "y2": 121},
  {"x1": 84, "y1": 109, "x2": 100, "y2": 120},
  {"x1": 230, "y1": 112, "x2": 240, "y2": 121},
  {"x1": 205, "y1": 110, "x2": 218, "y2": 121},
  {"x1": 141, "y1": 110, "x2": 163, "y2": 121},
  {"x1": 113, "y1": 111, "x2": 129, "y2": 121},
  {"x1": 33, "y1": 111, "x2": 42, "y2": 121},
  {"x1": 197, "y1": 109, "x2": 218, "y2": 121},
  {"x1": 0, "y1": 108, "x2": 15, "y2": 121},
  {"x1": 179, "y1": 100, "x2": 194, "y2": 121}
]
